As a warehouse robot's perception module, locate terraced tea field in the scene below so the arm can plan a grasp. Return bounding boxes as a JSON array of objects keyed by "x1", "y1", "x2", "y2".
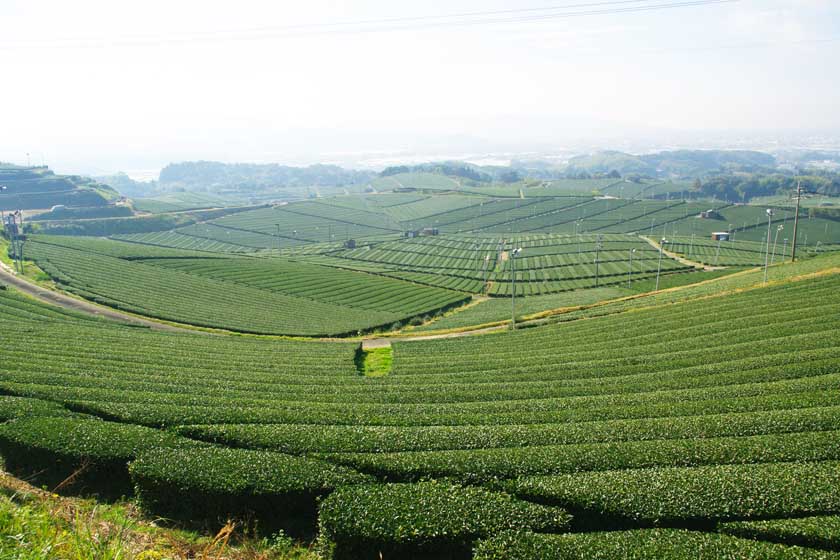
[
  {"x1": 0, "y1": 252, "x2": 838, "y2": 557},
  {"x1": 24, "y1": 237, "x2": 469, "y2": 336},
  {"x1": 315, "y1": 233, "x2": 693, "y2": 295}
]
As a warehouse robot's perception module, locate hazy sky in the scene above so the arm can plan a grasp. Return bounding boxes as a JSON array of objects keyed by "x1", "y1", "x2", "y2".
[{"x1": 1, "y1": 0, "x2": 838, "y2": 174}]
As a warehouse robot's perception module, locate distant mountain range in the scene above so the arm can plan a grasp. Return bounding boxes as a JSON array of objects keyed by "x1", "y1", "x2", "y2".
[{"x1": 88, "y1": 149, "x2": 840, "y2": 202}]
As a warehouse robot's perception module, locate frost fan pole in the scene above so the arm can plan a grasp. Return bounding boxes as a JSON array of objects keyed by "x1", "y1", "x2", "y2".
[
  {"x1": 791, "y1": 181, "x2": 802, "y2": 263},
  {"x1": 510, "y1": 248, "x2": 521, "y2": 330}
]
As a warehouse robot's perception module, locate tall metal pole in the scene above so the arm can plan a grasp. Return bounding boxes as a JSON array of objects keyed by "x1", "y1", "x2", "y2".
[
  {"x1": 510, "y1": 248, "x2": 521, "y2": 330},
  {"x1": 0, "y1": 185, "x2": 6, "y2": 224},
  {"x1": 714, "y1": 237, "x2": 721, "y2": 266},
  {"x1": 18, "y1": 209, "x2": 24, "y2": 265},
  {"x1": 655, "y1": 238, "x2": 666, "y2": 291},
  {"x1": 627, "y1": 248, "x2": 636, "y2": 289},
  {"x1": 791, "y1": 181, "x2": 802, "y2": 262},
  {"x1": 482, "y1": 254, "x2": 489, "y2": 293},
  {"x1": 594, "y1": 235, "x2": 602, "y2": 287},
  {"x1": 511, "y1": 250, "x2": 515, "y2": 329},
  {"x1": 275, "y1": 223, "x2": 280, "y2": 252},
  {"x1": 12, "y1": 211, "x2": 22, "y2": 274},
  {"x1": 770, "y1": 225, "x2": 783, "y2": 266},
  {"x1": 763, "y1": 209, "x2": 773, "y2": 284},
  {"x1": 782, "y1": 238, "x2": 788, "y2": 260}
]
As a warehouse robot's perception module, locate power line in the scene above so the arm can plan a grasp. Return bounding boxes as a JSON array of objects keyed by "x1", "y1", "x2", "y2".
[{"x1": 0, "y1": 0, "x2": 739, "y2": 50}]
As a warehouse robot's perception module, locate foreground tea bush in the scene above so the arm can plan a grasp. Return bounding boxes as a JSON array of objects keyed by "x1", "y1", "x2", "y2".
[
  {"x1": 0, "y1": 417, "x2": 198, "y2": 497},
  {"x1": 0, "y1": 396, "x2": 76, "y2": 422},
  {"x1": 317, "y1": 480, "x2": 571, "y2": 560},
  {"x1": 503, "y1": 461, "x2": 840, "y2": 526},
  {"x1": 473, "y1": 529, "x2": 840, "y2": 560},
  {"x1": 720, "y1": 515, "x2": 840, "y2": 552},
  {"x1": 130, "y1": 446, "x2": 373, "y2": 535}
]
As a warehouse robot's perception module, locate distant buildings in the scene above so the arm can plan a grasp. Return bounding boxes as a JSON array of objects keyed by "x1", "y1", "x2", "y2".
[{"x1": 404, "y1": 228, "x2": 439, "y2": 238}]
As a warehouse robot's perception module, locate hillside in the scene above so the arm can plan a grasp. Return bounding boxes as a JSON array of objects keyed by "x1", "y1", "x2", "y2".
[
  {"x1": 565, "y1": 149, "x2": 778, "y2": 178},
  {"x1": 0, "y1": 164, "x2": 119, "y2": 211},
  {"x1": 102, "y1": 162, "x2": 378, "y2": 208},
  {"x1": 0, "y1": 252, "x2": 838, "y2": 557}
]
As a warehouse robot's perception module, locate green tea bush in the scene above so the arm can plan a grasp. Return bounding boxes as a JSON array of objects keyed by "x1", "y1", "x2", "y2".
[
  {"x1": 720, "y1": 515, "x2": 840, "y2": 552},
  {"x1": 0, "y1": 396, "x2": 75, "y2": 422},
  {"x1": 316, "y1": 480, "x2": 570, "y2": 560},
  {"x1": 130, "y1": 446, "x2": 372, "y2": 535},
  {"x1": 473, "y1": 529, "x2": 840, "y2": 560},
  {"x1": 178, "y1": 404, "x2": 840, "y2": 454},
  {"x1": 325, "y1": 430, "x2": 840, "y2": 482},
  {"x1": 0, "y1": 417, "x2": 198, "y2": 498},
  {"x1": 503, "y1": 461, "x2": 840, "y2": 527}
]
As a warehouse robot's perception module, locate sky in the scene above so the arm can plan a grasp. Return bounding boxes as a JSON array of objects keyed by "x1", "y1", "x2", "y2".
[{"x1": 0, "y1": 0, "x2": 839, "y2": 175}]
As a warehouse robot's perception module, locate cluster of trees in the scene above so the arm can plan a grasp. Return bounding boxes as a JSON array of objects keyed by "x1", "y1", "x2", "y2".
[
  {"x1": 380, "y1": 162, "x2": 522, "y2": 184},
  {"x1": 564, "y1": 150, "x2": 778, "y2": 179},
  {"x1": 694, "y1": 170, "x2": 840, "y2": 202}
]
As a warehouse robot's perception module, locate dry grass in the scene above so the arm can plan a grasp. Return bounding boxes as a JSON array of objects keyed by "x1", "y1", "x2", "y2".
[{"x1": 0, "y1": 470, "x2": 319, "y2": 560}]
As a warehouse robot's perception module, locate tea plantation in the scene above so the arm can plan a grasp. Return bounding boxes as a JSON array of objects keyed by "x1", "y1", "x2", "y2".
[
  {"x1": 0, "y1": 250, "x2": 838, "y2": 558},
  {"x1": 23, "y1": 236, "x2": 469, "y2": 336}
]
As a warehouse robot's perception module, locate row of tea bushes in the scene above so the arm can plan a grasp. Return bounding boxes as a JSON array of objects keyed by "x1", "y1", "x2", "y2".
[{"x1": 473, "y1": 529, "x2": 840, "y2": 560}]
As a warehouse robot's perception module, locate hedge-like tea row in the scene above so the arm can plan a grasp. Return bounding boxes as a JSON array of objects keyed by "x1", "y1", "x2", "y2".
[
  {"x1": 0, "y1": 417, "x2": 200, "y2": 497},
  {"x1": 130, "y1": 446, "x2": 372, "y2": 534},
  {"x1": 324, "y1": 430, "x2": 840, "y2": 482},
  {"x1": 503, "y1": 461, "x2": 840, "y2": 526},
  {"x1": 473, "y1": 529, "x2": 840, "y2": 560},
  {"x1": 317, "y1": 481, "x2": 571, "y2": 560},
  {"x1": 720, "y1": 515, "x2": 840, "y2": 552},
  {"x1": 178, "y1": 404, "x2": 840, "y2": 454},
  {"x1": 0, "y1": 396, "x2": 76, "y2": 422}
]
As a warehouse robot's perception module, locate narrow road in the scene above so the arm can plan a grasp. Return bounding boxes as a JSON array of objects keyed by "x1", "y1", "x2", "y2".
[
  {"x1": 639, "y1": 235, "x2": 726, "y2": 271},
  {"x1": 0, "y1": 262, "x2": 200, "y2": 333},
  {"x1": 362, "y1": 324, "x2": 507, "y2": 348}
]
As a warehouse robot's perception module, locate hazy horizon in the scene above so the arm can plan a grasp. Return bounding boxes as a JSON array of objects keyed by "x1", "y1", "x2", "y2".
[{"x1": 2, "y1": 0, "x2": 839, "y2": 176}]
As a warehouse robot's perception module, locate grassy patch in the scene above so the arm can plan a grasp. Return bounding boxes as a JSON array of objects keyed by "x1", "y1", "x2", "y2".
[
  {"x1": 355, "y1": 346, "x2": 393, "y2": 377},
  {"x1": 0, "y1": 236, "x2": 52, "y2": 285},
  {"x1": 0, "y1": 471, "x2": 318, "y2": 559}
]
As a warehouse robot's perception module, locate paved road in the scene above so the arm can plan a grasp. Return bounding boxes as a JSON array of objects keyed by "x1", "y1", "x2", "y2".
[{"x1": 0, "y1": 262, "x2": 198, "y2": 333}]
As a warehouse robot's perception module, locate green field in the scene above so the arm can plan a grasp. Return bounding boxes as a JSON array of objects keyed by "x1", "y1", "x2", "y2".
[
  {"x1": 24, "y1": 236, "x2": 469, "y2": 336},
  {"x1": 312, "y1": 233, "x2": 692, "y2": 295},
  {"x1": 4, "y1": 179, "x2": 840, "y2": 557},
  {"x1": 132, "y1": 191, "x2": 237, "y2": 213},
  {"x1": 0, "y1": 252, "x2": 838, "y2": 557},
  {"x1": 410, "y1": 287, "x2": 629, "y2": 331}
]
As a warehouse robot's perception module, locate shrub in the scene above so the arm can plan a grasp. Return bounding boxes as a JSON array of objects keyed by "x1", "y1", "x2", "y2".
[
  {"x1": 323, "y1": 429, "x2": 840, "y2": 482},
  {"x1": 129, "y1": 446, "x2": 372, "y2": 536},
  {"x1": 720, "y1": 515, "x2": 840, "y2": 552},
  {"x1": 473, "y1": 529, "x2": 837, "y2": 560},
  {"x1": 0, "y1": 396, "x2": 76, "y2": 422},
  {"x1": 317, "y1": 480, "x2": 570, "y2": 560},
  {"x1": 502, "y1": 461, "x2": 840, "y2": 528},
  {"x1": 0, "y1": 417, "x2": 198, "y2": 498}
]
